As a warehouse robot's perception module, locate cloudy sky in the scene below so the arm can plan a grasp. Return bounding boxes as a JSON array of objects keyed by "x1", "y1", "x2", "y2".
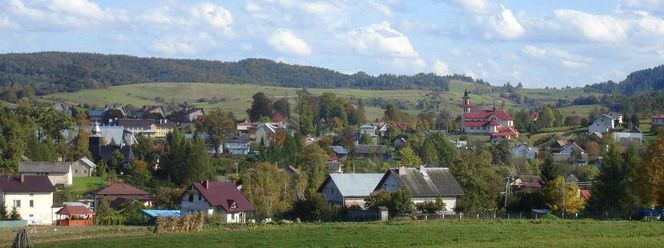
[{"x1": 1, "y1": 0, "x2": 663, "y2": 87}]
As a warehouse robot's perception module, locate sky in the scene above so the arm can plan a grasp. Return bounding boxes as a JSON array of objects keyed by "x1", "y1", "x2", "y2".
[{"x1": 1, "y1": 0, "x2": 664, "y2": 88}]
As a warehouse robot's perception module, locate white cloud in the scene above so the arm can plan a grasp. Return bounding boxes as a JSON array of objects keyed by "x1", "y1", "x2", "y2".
[
  {"x1": 432, "y1": 59, "x2": 449, "y2": 75},
  {"x1": 268, "y1": 29, "x2": 312, "y2": 56},
  {"x1": 348, "y1": 21, "x2": 425, "y2": 70},
  {"x1": 638, "y1": 15, "x2": 664, "y2": 35},
  {"x1": 523, "y1": 45, "x2": 591, "y2": 68},
  {"x1": 553, "y1": 9, "x2": 630, "y2": 43},
  {"x1": 150, "y1": 39, "x2": 196, "y2": 55},
  {"x1": 452, "y1": 0, "x2": 489, "y2": 14},
  {"x1": 622, "y1": 0, "x2": 664, "y2": 12},
  {"x1": 191, "y1": 2, "x2": 233, "y2": 32},
  {"x1": 487, "y1": 5, "x2": 524, "y2": 39},
  {"x1": 5, "y1": 0, "x2": 118, "y2": 30}
]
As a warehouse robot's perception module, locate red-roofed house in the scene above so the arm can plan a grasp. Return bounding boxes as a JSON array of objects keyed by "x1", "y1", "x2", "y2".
[
  {"x1": 652, "y1": 115, "x2": 664, "y2": 131},
  {"x1": 95, "y1": 182, "x2": 153, "y2": 209},
  {"x1": 180, "y1": 180, "x2": 255, "y2": 223},
  {"x1": 0, "y1": 175, "x2": 55, "y2": 225},
  {"x1": 460, "y1": 89, "x2": 516, "y2": 134}
]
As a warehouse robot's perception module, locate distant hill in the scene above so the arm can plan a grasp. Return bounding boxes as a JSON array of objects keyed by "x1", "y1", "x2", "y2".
[
  {"x1": 585, "y1": 65, "x2": 664, "y2": 95},
  {"x1": 0, "y1": 52, "x2": 486, "y2": 95}
]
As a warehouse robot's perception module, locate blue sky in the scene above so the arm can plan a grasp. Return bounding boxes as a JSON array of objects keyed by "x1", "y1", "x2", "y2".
[{"x1": 1, "y1": 0, "x2": 664, "y2": 88}]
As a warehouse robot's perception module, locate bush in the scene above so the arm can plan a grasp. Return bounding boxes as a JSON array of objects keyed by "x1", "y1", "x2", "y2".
[{"x1": 416, "y1": 196, "x2": 446, "y2": 214}]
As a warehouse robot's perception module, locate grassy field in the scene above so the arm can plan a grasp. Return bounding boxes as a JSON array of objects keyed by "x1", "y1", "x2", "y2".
[
  {"x1": 70, "y1": 177, "x2": 106, "y2": 195},
  {"x1": 44, "y1": 81, "x2": 520, "y2": 121},
  {"x1": 22, "y1": 220, "x2": 664, "y2": 248}
]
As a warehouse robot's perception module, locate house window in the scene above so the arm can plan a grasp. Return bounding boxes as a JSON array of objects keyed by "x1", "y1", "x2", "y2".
[
  {"x1": 13, "y1": 200, "x2": 20, "y2": 208},
  {"x1": 75, "y1": 169, "x2": 79, "y2": 174},
  {"x1": 198, "y1": 194, "x2": 202, "y2": 201},
  {"x1": 29, "y1": 200, "x2": 34, "y2": 208},
  {"x1": 188, "y1": 194, "x2": 194, "y2": 202}
]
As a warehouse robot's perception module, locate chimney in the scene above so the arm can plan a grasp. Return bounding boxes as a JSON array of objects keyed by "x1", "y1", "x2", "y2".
[
  {"x1": 398, "y1": 166, "x2": 408, "y2": 176},
  {"x1": 202, "y1": 180, "x2": 209, "y2": 189},
  {"x1": 20, "y1": 174, "x2": 25, "y2": 183}
]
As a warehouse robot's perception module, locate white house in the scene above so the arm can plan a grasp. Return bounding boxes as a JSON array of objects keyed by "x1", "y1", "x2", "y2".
[
  {"x1": 225, "y1": 134, "x2": 251, "y2": 155},
  {"x1": 181, "y1": 180, "x2": 255, "y2": 223},
  {"x1": 18, "y1": 162, "x2": 73, "y2": 186},
  {"x1": 374, "y1": 166, "x2": 464, "y2": 213},
  {"x1": 359, "y1": 124, "x2": 377, "y2": 136},
  {"x1": 510, "y1": 143, "x2": 539, "y2": 160},
  {"x1": 613, "y1": 127, "x2": 644, "y2": 147},
  {"x1": 318, "y1": 173, "x2": 384, "y2": 208},
  {"x1": 588, "y1": 121, "x2": 610, "y2": 134},
  {"x1": 255, "y1": 123, "x2": 280, "y2": 146},
  {"x1": 0, "y1": 175, "x2": 55, "y2": 225},
  {"x1": 594, "y1": 114, "x2": 615, "y2": 129}
]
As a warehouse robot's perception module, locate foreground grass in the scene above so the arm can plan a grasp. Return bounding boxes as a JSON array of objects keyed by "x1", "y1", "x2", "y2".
[{"x1": 33, "y1": 220, "x2": 664, "y2": 248}]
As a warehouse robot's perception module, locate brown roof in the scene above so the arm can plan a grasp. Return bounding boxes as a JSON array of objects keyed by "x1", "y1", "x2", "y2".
[
  {"x1": 193, "y1": 181, "x2": 255, "y2": 213},
  {"x1": 96, "y1": 182, "x2": 151, "y2": 196},
  {"x1": 0, "y1": 175, "x2": 55, "y2": 193},
  {"x1": 56, "y1": 205, "x2": 95, "y2": 215}
]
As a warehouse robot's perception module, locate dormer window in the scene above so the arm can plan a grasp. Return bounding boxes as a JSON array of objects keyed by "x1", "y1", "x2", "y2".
[{"x1": 228, "y1": 200, "x2": 237, "y2": 209}]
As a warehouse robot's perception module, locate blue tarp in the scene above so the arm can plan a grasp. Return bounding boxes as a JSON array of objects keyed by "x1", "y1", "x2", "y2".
[{"x1": 141, "y1": 209, "x2": 181, "y2": 218}]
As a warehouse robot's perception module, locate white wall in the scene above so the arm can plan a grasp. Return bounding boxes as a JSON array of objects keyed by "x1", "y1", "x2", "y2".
[
  {"x1": 1, "y1": 192, "x2": 54, "y2": 225},
  {"x1": 180, "y1": 189, "x2": 246, "y2": 223}
]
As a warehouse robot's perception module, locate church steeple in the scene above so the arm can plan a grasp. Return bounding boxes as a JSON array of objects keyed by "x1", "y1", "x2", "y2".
[{"x1": 461, "y1": 89, "x2": 472, "y2": 113}]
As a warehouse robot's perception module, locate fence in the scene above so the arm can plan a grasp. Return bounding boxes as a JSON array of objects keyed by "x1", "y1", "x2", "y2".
[{"x1": 0, "y1": 220, "x2": 29, "y2": 228}]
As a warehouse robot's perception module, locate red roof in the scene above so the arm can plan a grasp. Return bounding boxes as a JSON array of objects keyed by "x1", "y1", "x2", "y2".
[
  {"x1": 0, "y1": 175, "x2": 54, "y2": 193},
  {"x1": 580, "y1": 189, "x2": 591, "y2": 200},
  {"x1": 491, "y1": 127, "x2": 520, "y2": 137},
  {"x1": 489, "y1": 120, "x2": 500, "y2": 126},
  {"x1": 56, "y1": 205, "x2": 95, "y2": 215},
  {"x1": 96, "y1": 182, "x2": 151, "y2": 196},
  {"x1": 464, "y1": 110, "x2": 513, "y2": 120},
  {"x1": 193, "y1": 181, "x2": 255, "y2": 213},
  {"x1": 653, "y1": 115, "x2": 664, "y2": 119},
  {"x1": 464, "y1": 121, "x2": 491, "y2": 127}
]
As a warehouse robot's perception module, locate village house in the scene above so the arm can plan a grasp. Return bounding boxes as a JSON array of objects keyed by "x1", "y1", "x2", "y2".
[
  {"x1": 607, "y1": 112, "x2": 624, "y2": 126},
  {"x1": 374, "y1": 166, "x2": 464, "y2": 213},
  {"x1": 169, "y1": 107, "x2": 205, "y2": 123},
  {"x1": 327, "y1": 160, "x2": 344, "y2": 174},
  {"x1": 117, "y1": 118, "x2": 174, "y2": 138},
  {"x1": 510, "y1": 175, "x2": 543, "y2": 193},
  {"x1": 318, "y1": 173, "x2": 385, "y2": 208},
  {"x1": 459, "y1": 90, "x2": 517, "y2": 138},
  {"x1": 18, "y1": 162, "x2": 73, "y2": 186},
  {"x1": 255, "y1": 123, "x2": 284, "y2": 146},
  {"x1": 225, "y1": 134, "x2": 251, "y2": 155},
  {"x1": 136, "y1": 105, "x2": 166, "y2": 119},
  {"x1": 0, "y1": 175, "x2": 55, "y2": 225},
  {"x1": 330, "y1": 146, "x2": 349, "y2": 161},
  {"x1": 587, "y1": 113, "x2": 623, "y2": 134},
  {"x1": 54, "y1": 205, "x2": 95, "y2": 226},
  {"x1": 652, "y1": 115, "x2": 664, "y2": 132},
  {"x1": 89, "y1": 123, "x2": 136, "y2": 166},
  {"x1": 510, "y1": 143, "x2": 539, "y2": 160},
  {"x1": 95, "y1": 182, "x2": 153, "y2": 209},
  {"x1": 180, "y1": 180, "x2": 255, "y2": 223},
  {"x1": 613, "y1": 127, "x2": 644, "y2": 152},
  {"x1": 553, "y1": 142, "x2": 589, "y2": 164},
  {"x1": 353, "y1": 144, "x2": 389, "y2": 159}
]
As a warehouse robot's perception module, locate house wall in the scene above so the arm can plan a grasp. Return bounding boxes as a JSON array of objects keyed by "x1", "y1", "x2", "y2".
[
  {"x1": 180, "y1": 189, "x2": 212, "y2": 214},
  {"x1": 71, "y1": 162, "x2": 92, "y2": 177},
  {"x1": 255, "y1": 127, "x2": 274, "y2": 146},
  {"x1": 588, "y1": 123, "x2": 609, "y2": 134},
  {"x1": 412, "y1": 197, "x2": 457, "y2": 211},
  {"x1": 596, "y1": 116, "x2": 614, "y2": 129},
  {"x1": 320, "y1": 180, "x2": 344, "y2": 205},
  {"x1": 1, "y1": 191, "x2": 54, "y2": 225},
  {"x1": 22, "y1": 172, "x2": 72, "y2": 186},
  {"x1": 343, "y1": 197, "x2": 369, "y2": 208},
  {"x1": 379, "y1": 174, "x2": 400, "y2": 193}
]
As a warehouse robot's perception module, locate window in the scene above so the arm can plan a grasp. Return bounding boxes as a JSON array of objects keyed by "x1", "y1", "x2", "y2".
[
  {"x1": 29, "y1": 200, "x2": 34, "y2": 208},
  {"x1": 75, "y1": 169, "x2": 79, "y2": 174},
  {"x1": 188, "y1": 194, "x2": 194, "y2": 202},
  {"x1": 198, "y1": 194, "x2": 202, "y2": 201},
  {"x1": 13, "y1": 200, "x2": 20, "y2": 208}
]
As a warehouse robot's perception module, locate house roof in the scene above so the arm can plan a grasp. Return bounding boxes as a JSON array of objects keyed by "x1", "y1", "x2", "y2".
[
  {"x1": 96, "y1": 182, "x2": 151, "y2": 197},
  {"x1": 0, "y1": 175, "x2": 55, "y2": 193},
  {"x1": 319, "y1": 173, "x2": 384, "y2": 197},
  {"x1": 56, "y1": 205, "x2": 95, "y2": 215},
  {"x1": 141, "y1": 209, "x2": 181, "y2": 218},
  {"x1": 653, "y1": 115, "x2": 664, "y2": 119},
  {"x1": 464, "y1": 121, "x2": 491, "y2": 127},
  {"x1": 192, "y1": 181, "x2": 255, "y2": 213},
  {"x1": 331, "y1": 145, "x2": 349, "y2": 155},
  {"x1": 491, "y1": 127, "x2": 519, "y2": 137},
  {"x1": 78, "y1": 157, "x2": 97, "y2": 169},
  {"x1": 463, "y1": 109, "x2": 513, "y2": 120},
  {"x1": 376, "y1": 167, "x2": 464, "y2": 197},
  {"x1": 18, "y1": 162, "x2": 72, "y2": 173},
  {"x1": 353, "y1": 145, "x2": 387, "y2": 154},
  {"x1": 580, "y1": 189, "x2": 591, "y2": 200}
]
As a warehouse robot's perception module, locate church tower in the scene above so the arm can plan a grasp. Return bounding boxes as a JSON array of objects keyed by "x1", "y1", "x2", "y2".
[{"x1": 461, "y1": 89, "x2": 472, "y2": 113}]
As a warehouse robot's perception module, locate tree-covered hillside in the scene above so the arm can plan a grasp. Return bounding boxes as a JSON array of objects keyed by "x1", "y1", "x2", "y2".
[
  {"x1": 0, "y1": 52, "x2": 484, "y2": 95},
  {"x1": 585, "y1": 65, "x2": 664, "y2": 95}
]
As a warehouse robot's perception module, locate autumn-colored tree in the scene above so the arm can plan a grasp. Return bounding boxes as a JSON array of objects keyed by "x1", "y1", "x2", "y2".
[
  {"x1": 130, "y1": 160, "x2": 150, "y2": 186},
  {"x1": 584, "y1": 141, "x2": 601, "y2": 158},
  {"x1": 274, "y1": 128, "x2": 287, "y2": 146},
  {"x1": 635, "y1": 133, "x2": 664, "y2": 207},
  {"x1": 399, "y1": 146, "x2": 422, "y2": 166},
  {"x1": 542, "y1": 176, "x2": 585, "y2": 213},
  {"x1": 242, "y1": 162, "x2": 292, "y2": 218}
]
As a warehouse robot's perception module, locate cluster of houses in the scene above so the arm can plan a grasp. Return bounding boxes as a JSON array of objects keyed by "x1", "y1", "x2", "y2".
[{"x1": 459, "y1": 90, "x2": 520, "y2": 142}]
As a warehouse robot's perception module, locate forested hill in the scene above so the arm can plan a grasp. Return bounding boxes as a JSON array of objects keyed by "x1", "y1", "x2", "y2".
[
  {"x1": 0, "y1": 52, "x2": 484, "y2": 95},
  {"x1": 584, "y1": 64, "x2": 664, "y2": 95}
]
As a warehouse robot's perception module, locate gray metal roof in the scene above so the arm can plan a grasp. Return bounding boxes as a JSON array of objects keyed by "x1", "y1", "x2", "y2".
[
  {"x1": 380, "y1": 167, "x2": 464, "y2": 197},
  {"x1": 19, "y1": 162, "x2": 72, "y2": 173},
  {"x1": 331, "y1": 145, "x2": 349, "y2": 155},
  {"x1": 324, "y1": 173, "x2": 384, "y2": 197}
]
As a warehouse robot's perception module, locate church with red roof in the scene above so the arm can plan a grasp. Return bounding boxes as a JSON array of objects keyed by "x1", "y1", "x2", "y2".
[{"x1": 460, "y1": 89, "x2": 519, "y2": 140}]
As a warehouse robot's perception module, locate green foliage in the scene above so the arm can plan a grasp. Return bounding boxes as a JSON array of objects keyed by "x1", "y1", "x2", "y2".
[
  {"x1": 542, "y1": 176, "x2": 586, "y2": 213},
  {"x1": 160, "y1": 129, "x2": 214, "y2": 186},
  {"x1": 9, "y1": 207, "x2": 20, "y2": 220},
  {"x1": 365, "y1": 190, "x2": 391, "y2": 209},
  {"x1": 398, "y1": 146, "x2": 422, "y2": 166},
  {"x1": 420, "y1": 133, "x2": 458, "y2": 167},
  {"x1": 540, "y1": 155, "x2": 557, "y2": 183},
  {"x1": 242, "y1": 162, "x2": 292, "y2": 218},
  {"x1": 390, "y1": 187, "x2": 414, "y2": 215},
  {"x1": 296, "y1": 91, "x2": 315, "y2": 136},
  {"x1": 416, "y1": 196, "x2": 446, "y2": 214},
  {"x1": 119, "y1": 201, "x2": 148, "y2": 225},
  {"x1": 197, "y1": 110, "x2": 235, "y2": 155},
  {"x1": 0, "y1": 204, "x2": 7, "y2": 220},
  {"x1": 248, "y1": 92, "x2": 272, "y2": 122},
  {"x1": 587, "y1": 139, "x2": 638, "y2": 218},
  {"x1": 95, "y1": 197, "x2": 126, "y2": 225},
  {"x1": 450, "y1": 149, "x2": 502, "y2": 213},
  {"x1": 290, "y1": 192, "x2": 340, "y2": 221}
]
